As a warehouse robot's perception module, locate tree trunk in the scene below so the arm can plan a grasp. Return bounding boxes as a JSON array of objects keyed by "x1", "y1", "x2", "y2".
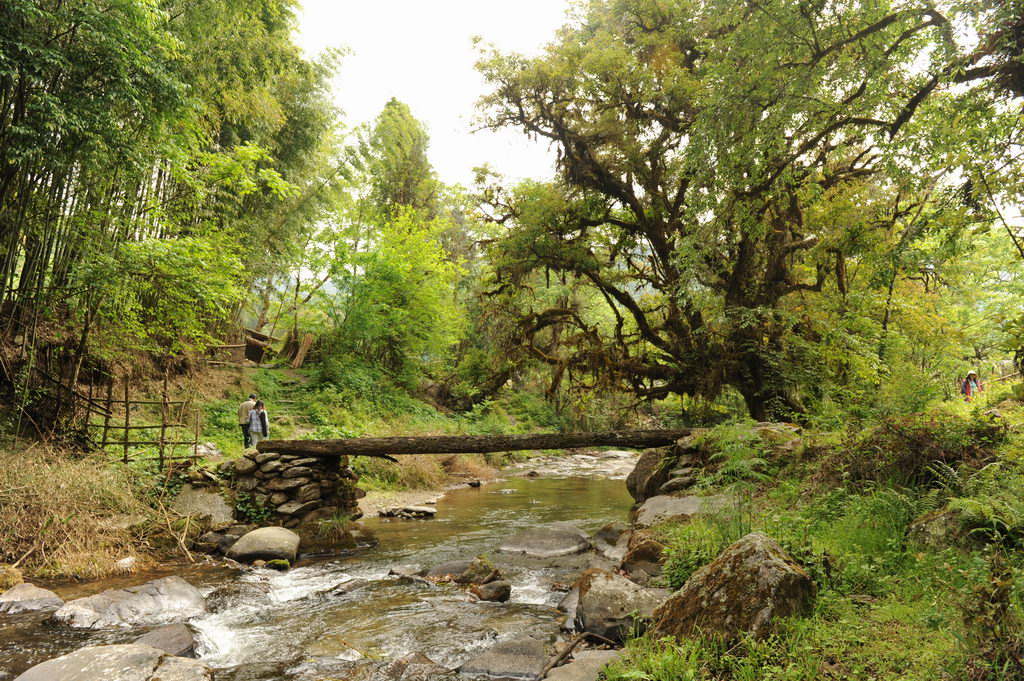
[{"x1": 256, "y1": 429, "x2": 693, "y2": 457}]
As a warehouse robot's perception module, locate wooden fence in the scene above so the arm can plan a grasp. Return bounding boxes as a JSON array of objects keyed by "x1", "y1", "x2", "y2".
[{"x1": 86, "y1": 372, "x2": 201, "y2": 467}]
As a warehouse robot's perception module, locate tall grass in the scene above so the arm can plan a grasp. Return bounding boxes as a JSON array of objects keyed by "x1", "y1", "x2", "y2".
[{"x1": 0, "y1": 446, "x2": 156, "y2": 579}]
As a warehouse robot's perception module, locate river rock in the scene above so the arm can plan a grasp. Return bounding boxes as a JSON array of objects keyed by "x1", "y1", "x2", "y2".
[
  {"x1": 632, "y1": 494, "x2": 731, "y2": 529},
  {"x1": 253, "y1": 452, "x2": 279, "y2": 465},
  {"x1": 458, "y1": 634, "x2": 548, "y2": 680},
  {"x1": 13, "y1": 643, "x2": 213, "y2": 681},
  {"x1": 226, "y1": 526, "x2": 300, "y2": 563},
  {"x1": 652, "y1": 532, "x2": 814, "y2": 640},
  {"x1": 372, "y1": 652, "x2": 457, "y2": 681},
  {"x1": 455, "y1": 557, "x2": 498, "y2": 585},
  {"x1": 0, "y1": 583, "x2": 64, "y2": 613},
  {"x1": 380, "y1": 506, "x2": 436, "y2": 519},
  {"x1": 545, "y1": 650, "x2": 622, "y2": 681},
  {"x1": 574, "y1": 569, "x2": 667, "y2": 642},
  {"x1": 283, "y1": 466, "x2": 315, "y2": 478},
  {"x1": 133, "y1": 623, "x2": 196, "y2": 657},
  {"x1": 170, "y1": 485, "x2": 235, "y2": 528},
  {"x1": 52, "y1": 576, "x2": 205, "y2": 628},
  {"x1": 422, "y1": 560, "x2": 473, "y2": 582},
  {"x1": 499, "y1": 522, "x2": 592, "y2": 558},
  {"x1": 593, "y1": 521, "x2": 630, "y2": 562},
  {"x1": 471, "y1": 581, "x2": 511, "y2": 602}
]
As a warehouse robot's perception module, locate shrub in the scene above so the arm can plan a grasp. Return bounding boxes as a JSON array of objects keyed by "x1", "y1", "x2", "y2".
[{"x1": 828, "y1": 405, "x2": 1006, "y2": 487}]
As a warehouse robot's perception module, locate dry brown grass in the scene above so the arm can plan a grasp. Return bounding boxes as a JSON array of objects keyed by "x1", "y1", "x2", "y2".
[{"x1": 0, "y1": 445, "x2": 156, "y2": 579}]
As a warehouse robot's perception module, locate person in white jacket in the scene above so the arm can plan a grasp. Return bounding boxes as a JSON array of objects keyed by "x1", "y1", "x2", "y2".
[{"x1": 248, "y1": 400, "x2": 269, "y2": 448}]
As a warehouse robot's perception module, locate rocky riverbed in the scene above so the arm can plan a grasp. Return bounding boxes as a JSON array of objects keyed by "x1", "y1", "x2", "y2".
[{"x1": 1, "y1": 432, "x2": 816, "y2": 681}]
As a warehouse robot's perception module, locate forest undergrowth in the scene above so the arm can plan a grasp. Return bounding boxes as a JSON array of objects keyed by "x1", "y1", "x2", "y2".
[{"x1": 606, "y1": 385, "x2": 1024, "y2": 681}]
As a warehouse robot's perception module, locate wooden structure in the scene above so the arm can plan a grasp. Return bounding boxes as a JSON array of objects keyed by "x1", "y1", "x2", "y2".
[
  {"x1": 256, "y1": 429, "x2": 693, "y2": 458},
  {"x1": 89, "y1": 372, "x2": 201, "y2": 467}
]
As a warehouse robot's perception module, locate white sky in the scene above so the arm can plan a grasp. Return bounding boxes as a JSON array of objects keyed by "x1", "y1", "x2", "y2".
[{"x1": 294, "y1": 0, "x2": 569, "y2": 187}]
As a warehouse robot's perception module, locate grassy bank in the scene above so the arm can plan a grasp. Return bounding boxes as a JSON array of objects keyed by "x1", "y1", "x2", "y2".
[{"x1": 605, "y1": 390, "x2": 1024, "y2": 681}]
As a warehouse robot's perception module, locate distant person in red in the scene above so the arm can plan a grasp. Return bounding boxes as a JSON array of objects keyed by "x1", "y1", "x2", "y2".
[{"x1": 961, "y1": 370, "x2": 983, "y2": 402}]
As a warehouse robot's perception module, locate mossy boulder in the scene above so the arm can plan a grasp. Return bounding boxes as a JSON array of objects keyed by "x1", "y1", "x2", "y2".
[
  {"x1": 455, "y1": 556, "x2": 498, "y2": 585},
  {"x1": 265, "y1": 559, "x2": 290, "y2": 571},
  {"x1": 652, "y1": 532, "x2": 814, "y2": 641},
  {"x1": 907, "y1": 507, "x2": 975, "y2": 549},
  {"x1": 619, "y1": 529, "x2": 666, "y2": 583},
  {"x1": 0, "y1": 564, "x2": 24, "y2": 591}
]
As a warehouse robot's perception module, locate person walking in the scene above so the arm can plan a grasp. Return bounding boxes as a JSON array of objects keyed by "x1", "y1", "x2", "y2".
[
  {"x1": 238, "y1": 393, "x2": 257, "y2": 448},
  {"x1": 248, "y1": 400, "x2": 270, "y2": 448},
  {"x1": 961, "y1": 370, "x2": 983, "y2": 402}
]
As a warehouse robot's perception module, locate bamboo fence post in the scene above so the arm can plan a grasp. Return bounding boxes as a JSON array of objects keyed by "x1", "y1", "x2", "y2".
[
  {"x1": 159, "y1": 370, "x2": 169, "y2": 469},
  {"x1": 101, "y1": 380, "x2": 113, "y2": 450},
  {"x1": 123, "y1": 380, "x2": 130, "y2": 463},
  {"x1": 193, "y1": 409, "x2": 201, "y2": 459}
]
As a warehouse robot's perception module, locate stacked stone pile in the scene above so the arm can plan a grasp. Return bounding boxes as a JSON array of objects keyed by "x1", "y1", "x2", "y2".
[{"x1": 228, "y1": 451, "x2": 364, "y2": 527}]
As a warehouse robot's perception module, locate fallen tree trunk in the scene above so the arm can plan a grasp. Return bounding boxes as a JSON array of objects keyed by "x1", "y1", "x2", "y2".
[{"x1": 256, "y1": 429, "x2": 692, "y2": 457}]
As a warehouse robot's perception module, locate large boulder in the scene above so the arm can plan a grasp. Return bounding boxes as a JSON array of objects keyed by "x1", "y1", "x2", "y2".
[
  {"x1": 133, "y1": 623, "x2": 196, "y2": 657},
  {"x1": 0, "y1": 583, "x2": 64, "y2": 614},
  {"x1": 170, "y1": 485, "x2": 234, "y2": 528},
  {"x1": 499, "y1": 522, "x2": 592, "y2": 558},
  {"x1": 652, "y1": 532, "x2": 814, "y2": 640},
  {"x1": 225, "y1": 526, "x2": 300, "y2": 563},
  {"x1": 458, "y1": 634, "x2": 549, "y2": 680},
  {"x1": 619, "y1": 529, "x2": 667, "y2": 584},
  {"x1": 625, "y1": 449, "x2": 673, "y2": 504},
  {"x1": 52, "y1": 576, "x2": 205, "y2": 629},
  {"x1": 13, "y1": 644, "x2": 213, "y2": 681},
  {"x1": 574, "y1": 569, "x2": 667, "y2": 643},
  {"x1": 545, "y1": 650, "x2": 622, "y2": 681},
  {"x1": 632, "y1": 494, "x2": 731, "y2": 529}
]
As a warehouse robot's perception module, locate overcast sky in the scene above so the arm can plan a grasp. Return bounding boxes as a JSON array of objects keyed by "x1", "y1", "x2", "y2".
[{"x1": 294, "y1": 0, "x2": 570, "y2": 187}]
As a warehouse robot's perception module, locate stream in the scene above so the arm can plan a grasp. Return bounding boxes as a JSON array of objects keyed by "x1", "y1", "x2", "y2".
[{"x1": 0, "y1": 451, "x2": 637, "y2": 680}]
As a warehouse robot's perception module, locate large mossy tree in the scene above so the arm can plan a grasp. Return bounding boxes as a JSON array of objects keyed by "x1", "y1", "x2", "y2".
[{"x1": 477, "y1": 0, "x2": 1023, "y2": 419}]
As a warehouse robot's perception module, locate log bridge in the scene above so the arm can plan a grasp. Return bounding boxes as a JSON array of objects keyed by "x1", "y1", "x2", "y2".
[{"x1": 256, "y1": 429, "x2": 693, "y2": 461}]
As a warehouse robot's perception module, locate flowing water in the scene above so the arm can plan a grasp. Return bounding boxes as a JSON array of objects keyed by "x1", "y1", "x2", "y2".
[{"x1": 0, "y1": 452, "x2": 637, "y2": 680}]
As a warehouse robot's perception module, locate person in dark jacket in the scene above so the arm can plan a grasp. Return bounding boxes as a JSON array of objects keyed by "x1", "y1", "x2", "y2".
[{"x1": 248, "y1": 400, "x2": 270, "y2": 447}]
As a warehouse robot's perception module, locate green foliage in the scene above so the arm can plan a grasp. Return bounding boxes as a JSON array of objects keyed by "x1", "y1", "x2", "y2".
[
  {"x1": 660, "y1": 517, "x2": 744, "y2": 590},
  {"x1": 234, "y1": 492, "x2": 272, "y2": 525},
  {"x1": 694, "y1": 424, "x2": 773, "y2": 490},
  {"x1": 834, "y1": 405, "x2": 1008, "y2": 487}
]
